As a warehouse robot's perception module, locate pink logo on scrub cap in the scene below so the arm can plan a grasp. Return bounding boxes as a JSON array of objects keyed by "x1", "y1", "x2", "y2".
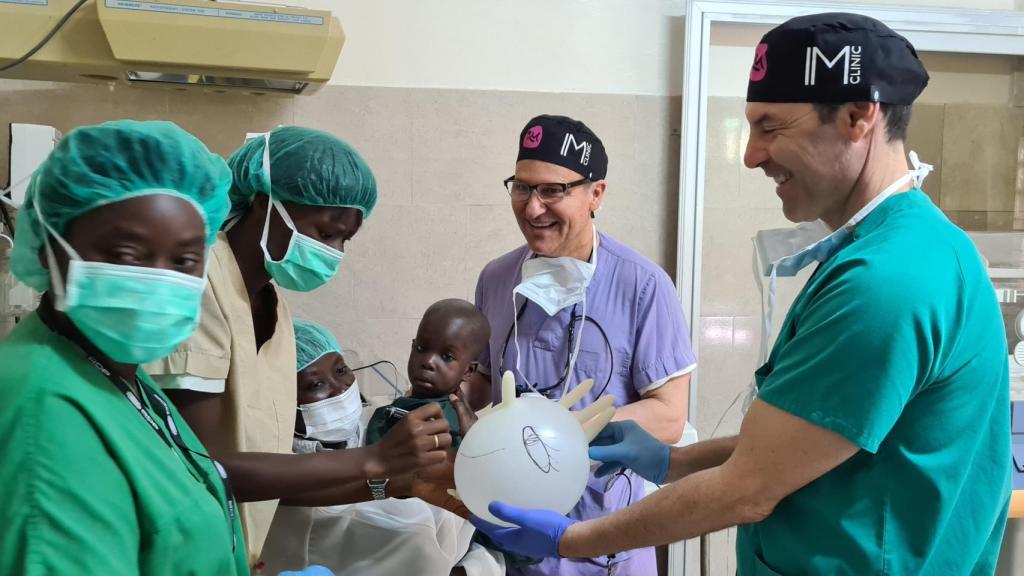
[
  {"x1": 523, "y1": 125, "x2": 543, "y2": 149},
  {"x1": 750, "y1": 43, "x2": 768, "y2": 82}
]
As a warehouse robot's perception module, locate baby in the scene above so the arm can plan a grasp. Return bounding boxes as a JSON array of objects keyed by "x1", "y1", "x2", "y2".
[
  {"x1": 365, "y1": 299, "x2": 490, "y2": 447},
  {"x1": 261, "y1": 317, "x2": 505, "y2": 576}
]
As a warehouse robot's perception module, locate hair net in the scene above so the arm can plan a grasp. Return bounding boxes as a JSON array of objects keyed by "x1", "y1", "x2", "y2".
[
  {"x1": 11, "y1": 120, "x2": 232, "y2": 292},
  {"x1": 227, "y1": 126, "x2": 377, "y2": 219},
  {"x1": 294, "y1": 318, "x2": 343, "y2": 372}
]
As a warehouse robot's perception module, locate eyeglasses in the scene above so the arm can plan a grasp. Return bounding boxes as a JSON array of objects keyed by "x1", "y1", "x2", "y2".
[{"x1": 504, "y1": 176, "x2": 591, "y2": 204}]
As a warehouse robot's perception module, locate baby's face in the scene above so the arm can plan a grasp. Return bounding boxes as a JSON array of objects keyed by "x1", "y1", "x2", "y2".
[
  {"x1": 407, "y1": 316, "x2": 476, "y2": 398},
  {"x1": 296, "y1": 352, "x2": 355, "y2": 405}
]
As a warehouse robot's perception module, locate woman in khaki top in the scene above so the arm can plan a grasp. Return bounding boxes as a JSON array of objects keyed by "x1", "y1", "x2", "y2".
[{"x1": 147, "y1": 127, "x2": 459, "y2": 566}]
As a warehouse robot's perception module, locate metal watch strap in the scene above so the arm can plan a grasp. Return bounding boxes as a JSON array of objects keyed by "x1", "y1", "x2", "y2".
[{"x1": 367, "y1": 478, "x2": 389, "y2": 500}]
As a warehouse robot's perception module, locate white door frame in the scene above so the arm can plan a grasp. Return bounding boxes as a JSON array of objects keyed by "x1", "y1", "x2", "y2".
[{"x1": 676, "y1": 0, "x2": 1024, "y2": 428}]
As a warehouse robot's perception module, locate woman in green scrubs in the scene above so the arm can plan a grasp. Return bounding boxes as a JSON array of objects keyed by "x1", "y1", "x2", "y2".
[{"x1": 0, "y1": 120, "x2": 248, "y2": 575}]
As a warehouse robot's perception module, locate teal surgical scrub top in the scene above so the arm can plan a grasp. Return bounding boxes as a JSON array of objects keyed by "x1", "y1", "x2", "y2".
[
  {"x1": 737, "y1": 190, "x2": 1011, "y2": 575},
  {"x1": 0, "y1": 313, "x2": 248, "y2": 576}
]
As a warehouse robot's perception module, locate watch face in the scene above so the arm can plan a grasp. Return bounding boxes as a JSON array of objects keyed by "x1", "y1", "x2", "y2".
[{"x1": 367, "y1": 478, "x2": 387, "y2": 499}]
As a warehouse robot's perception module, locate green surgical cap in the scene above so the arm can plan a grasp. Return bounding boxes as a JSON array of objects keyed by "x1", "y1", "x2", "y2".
[
  {"x1": 227, "y1": 126, "x2": 377, "y2": 219},
  {"x1": 294, "y1": 318, "x2": 343, "y2": 372},
  {"x1": 11, "y1": 120, "x2": 232, "y2": 292}
]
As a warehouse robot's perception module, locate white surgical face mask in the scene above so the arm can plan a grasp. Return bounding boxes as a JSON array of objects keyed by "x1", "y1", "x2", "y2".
[
  {"x1": 510, "y1": 226, "x2": 597, "y2": 396},
  {"x1": 745, "y1": 152, "x2": 934, "y2": 411},
  {"x1": 297, "y1": 379, "x2": 362, "y2": 444},
  {"x1": 513, "y1": 255, "x2": 595, "y2": 317},
  {"x1": 513, "y1": 226, "x2": 598, "y2": 316}
]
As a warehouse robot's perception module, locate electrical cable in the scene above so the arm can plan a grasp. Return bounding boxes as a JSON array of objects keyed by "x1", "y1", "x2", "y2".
[
  {"x1": 352, "y1": 359, "x2": 403, "y2": 397},
  {"x1": 0, "y1": 0, "x2": 90, "y2": 74}
]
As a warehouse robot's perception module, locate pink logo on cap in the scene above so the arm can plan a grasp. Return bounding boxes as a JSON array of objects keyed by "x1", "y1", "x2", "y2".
[
  {"x1": 523, "y1": 125, "x2": 543, "y2": 149},
  {"x1": 750, "y1": 43, "x2": 768, "y2": 82}
]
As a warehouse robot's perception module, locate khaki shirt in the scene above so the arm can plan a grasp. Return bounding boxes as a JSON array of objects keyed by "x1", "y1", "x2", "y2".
[{"x1": 148, "y1": 233, "x2": 296, "y2": 566}]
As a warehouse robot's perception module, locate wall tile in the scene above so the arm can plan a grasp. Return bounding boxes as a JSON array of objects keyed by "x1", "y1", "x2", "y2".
[
  {"x1": 695, "y1": 314, "x2": 765, "y2": 439},
  {"x1": 941, "y1": 104, "x2": 1023, "y2": 213},
  {"x1": 700, "y1": 206, "x2": 792, "y2": 318},
  {"x1": 988, "y1": 210, "x2": 1016, "y2": 231},
  {"x1": 351, "y1": 204, "x2": 470, "y2": 319},
  {"x1": 0, "y1": 80, "x2": 170, "y2": 129},
  {"x1": 284, "y1": 261, "x2": 360, "y2": 327},
  {"x1": 294, "y1": 86, "x2": 414, "y2": 206},
  {"x1": 463, "y1": 205, "x2": 528, "y2": 299},
  {"x1": 0, "y1": 80, "x2": 171, "y2": 179},
  {"x1": 551, "y1": 92, "x2": 639, "y2": 168},
  {"x1": 635, "y1": 95, "x2": 682, "y2": 170},
  {"x1": 600, "y1": 164, "x2": 678, "y2": 273},
  {"x1": 165, "y1": 90, "x2": 294, "y2": 158},
  {"x1": 696, "y1": 316, "x2": 735, "y2": 435},
  {"x1": 410, "y1": 89, "x2": 535, "y2": 207},
  {"x1": 904, "y1": 103, "x2": 945, "y2": 206},
  {"x1": 634, "y1": 95, "x2": 682, "y2": 272},
  {"x1": 704, "y1": 97, "x2": 745, "y2": 210}
]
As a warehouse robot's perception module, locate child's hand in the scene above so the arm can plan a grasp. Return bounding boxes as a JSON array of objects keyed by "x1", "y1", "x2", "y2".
[
  {"x1": 450, "y1": 388, "x2": 478, "y2": 437},
  {"x1": 409, "y1": 449, "x2": 469, "y2": 518}
]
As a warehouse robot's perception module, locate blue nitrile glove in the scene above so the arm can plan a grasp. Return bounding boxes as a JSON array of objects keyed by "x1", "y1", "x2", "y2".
[
  {"x1": 588, "y1": 420, "x2": 670, "y2": 484},
  {"x1": 469, "y1": 502, "x2": 577, "y2": 559},
  {"x1": 278, "y1": 566, "x2": 334, "y2": 576}
]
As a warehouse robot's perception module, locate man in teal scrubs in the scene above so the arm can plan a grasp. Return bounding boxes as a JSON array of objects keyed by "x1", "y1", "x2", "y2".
[{"x1": 470, "y1": 13, "x2": 1012, "y2": 574}]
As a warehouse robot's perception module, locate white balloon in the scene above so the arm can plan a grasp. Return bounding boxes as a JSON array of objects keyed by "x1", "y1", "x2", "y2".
[{"x1": 454, "y1": 389, "x2": 590, "y2": 527}]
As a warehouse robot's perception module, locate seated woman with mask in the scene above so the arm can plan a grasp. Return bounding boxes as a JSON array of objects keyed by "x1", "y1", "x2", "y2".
[
  {"x1": 260, "y1": 319, "x2": 504, "y2": 576},
  {"x1": 0, "y1": 120, "x2": 247, "y2": 574}
]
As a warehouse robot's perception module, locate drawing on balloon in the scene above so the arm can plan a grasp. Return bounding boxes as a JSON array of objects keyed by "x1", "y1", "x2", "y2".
[{"x1": 522, "y1": 425, "x2": 559, "y2": 473}]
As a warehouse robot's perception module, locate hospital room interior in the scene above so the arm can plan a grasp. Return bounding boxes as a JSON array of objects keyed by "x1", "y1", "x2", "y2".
[{"x1": 2, "y1": 1, "x2": 1024, "y2": 575}]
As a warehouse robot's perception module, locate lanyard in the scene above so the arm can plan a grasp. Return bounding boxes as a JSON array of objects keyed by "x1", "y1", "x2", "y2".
[{"x1": 37, "y1": 305, "x2": 238, "y2": 552}]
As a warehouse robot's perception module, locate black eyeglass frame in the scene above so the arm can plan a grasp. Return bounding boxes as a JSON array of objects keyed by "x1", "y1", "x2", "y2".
[{"x1": 503, "y1": 176, "x2": 591, "y2": 203}]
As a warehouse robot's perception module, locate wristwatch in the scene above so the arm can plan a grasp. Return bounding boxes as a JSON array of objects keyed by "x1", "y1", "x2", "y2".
[{"x1": 367, "y1": 478, "x2": 389, "y2": 500}]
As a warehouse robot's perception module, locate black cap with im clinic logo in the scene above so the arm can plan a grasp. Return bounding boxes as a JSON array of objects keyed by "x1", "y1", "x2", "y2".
[
  {"x1": 746, "y1": 12, "x2": 929, "y2": 105},
  {"x1": 516, "y1": 115, "x2": 608, "y2": 181}
]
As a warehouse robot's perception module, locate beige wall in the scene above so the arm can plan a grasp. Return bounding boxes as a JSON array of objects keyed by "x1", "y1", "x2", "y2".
[{"x1": 0, "y1": 79, "x2": 681, "y2": 396}]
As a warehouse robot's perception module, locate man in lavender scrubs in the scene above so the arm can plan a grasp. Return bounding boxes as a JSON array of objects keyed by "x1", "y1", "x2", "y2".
[{"x1": 467, "y1": 114, "x2": 696, "y2": 575}]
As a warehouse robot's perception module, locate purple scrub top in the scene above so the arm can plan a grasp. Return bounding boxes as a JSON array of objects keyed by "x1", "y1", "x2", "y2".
[{"x1": 474, "y1": 231, "x2": 696, "y2": 575}]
